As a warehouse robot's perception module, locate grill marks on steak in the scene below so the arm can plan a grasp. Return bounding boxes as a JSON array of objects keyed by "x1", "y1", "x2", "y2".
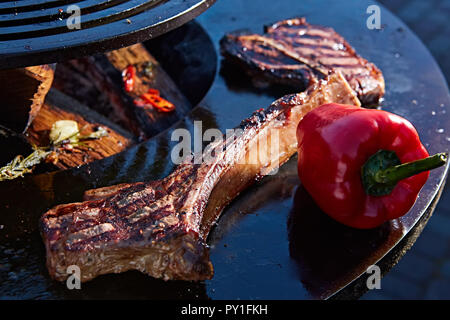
[
  {"x1": 42, "y1": 179, "x2": 213, "y2": 281},
  {"x1": 40, "y1": 72, "x2": 360, "y2": 282},
  {"x1": 220, "y1": 18, "x2": 385, "y2": 106}
]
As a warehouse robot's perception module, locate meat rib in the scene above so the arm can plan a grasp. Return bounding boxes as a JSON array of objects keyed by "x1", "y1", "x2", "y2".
[
  {"x1": 220, "y1": 17, "x2": 385, "y2": 106},
  {"x1": 40, "y1": 72, "x2": 360, "y2": 282}
]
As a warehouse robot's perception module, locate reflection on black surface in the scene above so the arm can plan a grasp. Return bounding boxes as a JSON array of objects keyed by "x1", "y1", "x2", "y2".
[
  {"x1": 54, "y1": 271, "x2": 207, "y2": 300},
  {"x1": 288, "y1": 185, "x2": 401, "y2": 299}
]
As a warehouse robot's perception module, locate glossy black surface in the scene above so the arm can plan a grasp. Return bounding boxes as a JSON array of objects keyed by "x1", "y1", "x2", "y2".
[
  {"x1": 0, "y1": 0, "x2": 216, "y2": 69},
  {"x1": 0, "y1": 0, "x2": 449, "y2": 299}
]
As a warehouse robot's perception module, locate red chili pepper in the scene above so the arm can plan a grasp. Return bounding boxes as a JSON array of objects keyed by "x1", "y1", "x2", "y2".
[
  {"x1": 296, "y1": 103, "x2": 447, "y2": 229},
  {"x1": 122, "y1": 65, "x2": 135, "y2": 92},
  {"x1": 140, "y1": 93, "x2": 175, "y2": 112},
  {"x1": 133, "y1": 88, "x2": 175, "y2": 112}
]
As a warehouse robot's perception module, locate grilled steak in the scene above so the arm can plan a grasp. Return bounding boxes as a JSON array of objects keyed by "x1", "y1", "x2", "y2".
[
  {"x1": 40, "y1": 72, "x2": 360, "y2": 282},
  {"x1": 220, "y1": 18, "x2": 385, "y2": 106}
]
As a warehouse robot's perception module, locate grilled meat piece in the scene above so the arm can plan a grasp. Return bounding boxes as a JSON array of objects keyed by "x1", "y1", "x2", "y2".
[
  {"x1": 220, "y1": 18, "x2": 385, "y2": 106},
  {"x1": 40, "y1": 72, "x2": 360, "y2": 282}
]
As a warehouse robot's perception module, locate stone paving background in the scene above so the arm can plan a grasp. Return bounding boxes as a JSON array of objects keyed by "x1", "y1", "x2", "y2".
[{"x1": 362, "y1": 0, "x2": 450, "y2": 300}]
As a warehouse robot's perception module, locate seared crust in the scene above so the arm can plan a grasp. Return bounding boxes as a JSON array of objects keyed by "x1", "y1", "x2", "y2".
[
  {"x1": 41, "y1": 180, "x2": 213, "y2": 282},
  {"x1": 220, "y1": 18, "x2": 385, "y2": 106},
  {"x1": 40, "y1": 72, "x2": 360, "y2": 282}
]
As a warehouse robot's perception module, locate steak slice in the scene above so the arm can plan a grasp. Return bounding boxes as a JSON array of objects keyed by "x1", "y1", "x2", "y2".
[
  {"x1": 40, "y1": 72, "x2": 360, "y2": 282},
  {"x1": 220, "y1": 17, "x2": 385, "y2": 106}
]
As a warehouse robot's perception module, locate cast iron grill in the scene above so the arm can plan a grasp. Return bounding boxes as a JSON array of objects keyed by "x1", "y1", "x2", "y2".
[{"x1": 0, "y1": 0, "x2": 215, "y2": 69}]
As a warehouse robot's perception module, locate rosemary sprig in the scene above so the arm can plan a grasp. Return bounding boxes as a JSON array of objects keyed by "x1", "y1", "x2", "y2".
[
  {"x1": 0, "y1": 148, "x2": 50, "y2": 181},
  {"x1": 0, "y1": 121, "x2": 109, "y2": 182}
]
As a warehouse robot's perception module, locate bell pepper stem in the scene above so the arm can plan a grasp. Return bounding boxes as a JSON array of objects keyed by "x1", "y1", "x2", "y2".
[
  {"x1": 362, "y1": 151, "x2": 447, "y2": 196},
  {"x1": 374, "y1": 153, "x2": 447, "y2": 185}
]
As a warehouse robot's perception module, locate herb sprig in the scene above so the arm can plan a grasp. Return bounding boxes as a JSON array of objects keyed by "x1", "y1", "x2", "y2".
[{"x1": 0, "y1": 121, "x2": 108, "y2": 181}]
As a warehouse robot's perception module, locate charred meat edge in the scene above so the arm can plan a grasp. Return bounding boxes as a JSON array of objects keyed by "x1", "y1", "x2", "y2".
[{"x1": 40, "y1": 72, "x2": 360, "y2": 282}]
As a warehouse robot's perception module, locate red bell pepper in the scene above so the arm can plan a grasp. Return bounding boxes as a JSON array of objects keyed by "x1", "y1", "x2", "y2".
[{"x1": 296, "y1": 103, "x2": 447, "y2": 229}]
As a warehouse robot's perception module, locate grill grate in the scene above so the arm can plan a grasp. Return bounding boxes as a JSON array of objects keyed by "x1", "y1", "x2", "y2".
[{"x1": 0, "y1": 0, "x2": 216, "y2": 69}]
